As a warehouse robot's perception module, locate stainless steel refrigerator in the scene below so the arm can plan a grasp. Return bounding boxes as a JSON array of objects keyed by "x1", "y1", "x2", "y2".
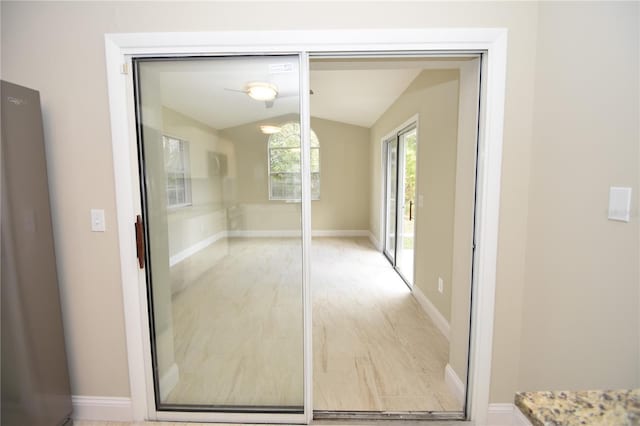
[{"x1": 1, "y1": 80, "x2": 73, "y2": 426}]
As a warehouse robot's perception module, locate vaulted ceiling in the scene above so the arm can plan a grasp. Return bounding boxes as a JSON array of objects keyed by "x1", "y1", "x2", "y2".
[{"x1": 149, "y1": 56, "x2": 475, "y2": 130}]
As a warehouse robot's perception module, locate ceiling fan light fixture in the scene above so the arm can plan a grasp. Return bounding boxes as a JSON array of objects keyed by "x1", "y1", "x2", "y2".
[
  {"x1": 260, "y1": 125, "x2": 281, "y2": 135},
  {"x1": 247, "y1": 82, "x2": 278, "y2": 101}
]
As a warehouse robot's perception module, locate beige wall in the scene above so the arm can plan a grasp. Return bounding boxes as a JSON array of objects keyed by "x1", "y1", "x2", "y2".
[
  {"x1": 518, "y1": 2, "x2": 640, "y2": 390},
  {"x1": 137, "y1": 65, "x2": 176, "y2": 389},
  {"x1": 162, "y1": 107, "x2": 230, "y2": 258},
  {"x1": 218, "y1": 118, "x2": 302, "y2": 232},
  {"x1": 311, "y1": 117, "x2": 370, "y2": 231},
  {"x1": 370, "y1": 70, "x2": 460, "y2": 323},
  {"x1": 161, "y1": 107, "x2": 232, "y2": 295},
  {"x1": 370, "y1": 67, "x2": 477, "y2": 385},
  {"x1": 219, "y1": 116, "x2": 370, "y2": 232},
  {"x1": 1, "y1": 0, "x2": 637, "y2": 405},
  {"x1": 449, "y1": 60, "x2": 480, "y2": 384}
]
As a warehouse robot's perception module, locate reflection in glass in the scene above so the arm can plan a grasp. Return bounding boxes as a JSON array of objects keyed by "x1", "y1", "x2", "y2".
[
  {"x1": 267, "y1": 122, "x2": 320, "y2": 200},
  {"x1": 135, "y1": 56, "x2": 303, "y2": 410}
]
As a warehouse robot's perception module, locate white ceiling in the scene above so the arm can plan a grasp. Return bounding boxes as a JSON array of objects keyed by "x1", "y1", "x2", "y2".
[
  {"x1": 152, "y1": 56, "x2": 301, "y2": 129},
  {"x1": 148, "y1": 56, "x2": 476, "y2": 130},
  {"x1": 309, "y1": 68, "x2": 420, "y2": 127}
]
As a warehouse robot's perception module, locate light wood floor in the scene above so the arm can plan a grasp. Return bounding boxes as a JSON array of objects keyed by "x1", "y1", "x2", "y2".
[
  {"x1": 74, "y1": 421, "x2": 470, "y2": 425},
  {"x1": 163, "y1": 237, "x2": 460, "y2": 412}
]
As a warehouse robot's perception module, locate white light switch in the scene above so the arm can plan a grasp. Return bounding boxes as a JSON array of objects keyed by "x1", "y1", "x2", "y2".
[
  {"x1": 438, "y1": 277, "x2": 444, "y2": 294},
  {"x1": 91, "y1": 209, "x2": 106, "y2": 232},
  {"x1": 608, "y1": 187, "x2": 631, "y2": 222}
]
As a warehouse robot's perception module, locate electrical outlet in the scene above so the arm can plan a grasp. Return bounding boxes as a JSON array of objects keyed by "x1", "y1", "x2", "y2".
[
  {"x1": 438, "y1": 277, "x2": 444, "y2": 294},
  {"x1": 91, "y1": 209, "x2": 106, "y2": 232}
]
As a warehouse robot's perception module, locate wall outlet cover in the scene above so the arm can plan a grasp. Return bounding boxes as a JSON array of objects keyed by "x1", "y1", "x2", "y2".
[{"x1": 608, "y1": 187, "x2": 631, "y2": 222}]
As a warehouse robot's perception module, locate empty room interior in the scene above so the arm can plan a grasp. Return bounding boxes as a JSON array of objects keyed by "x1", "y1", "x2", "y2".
[
  {"x1": 133, "y1": 54, "x2": 480, "y2": 416},
  {"x1": 2, "y1": 2, "x2": 638, "y2": 426}
]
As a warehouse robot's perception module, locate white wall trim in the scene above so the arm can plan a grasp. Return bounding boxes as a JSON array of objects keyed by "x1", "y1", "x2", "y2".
[
  {"x1": 169, "y1": 230, "x2": 228, "y2": 266},
  {"x1": 105, "y1": 28, "x2": 508, "y2": 424},
  {"x1": 228, "y1": 229, "x2": 301, "y2": 238},
  {"x1": 72, "y1": 396, "x2": 133, "y2": 422},
  {"x1": 487, "y1": 403, "x2": 532, "y2": 426},
  {"x1": 412, "y1": 284, "x2": 450, "y2": 340},
  {"x1": 368, "y1": 231, "x2": 382, "y2": 251},
  {"x1": 226, "y1": 229, "x2": 370, "y2": 238},
  {"x1": 312, "y1": 229, "x2": 369, "y2": 237},
  {"x1": 466, "y1": 28, "x2": 507, "y2": 426},
  {"x1": 514, "y1": 404, "x2": 534, "y2": 426},
  {"x1": 170, "y1": 230, "x2": 371, "y2": 267},
  {"x1": 159, "y1": 363, "x2": 180, "y2": 402},
  {"x1": 444, "y1": 363, "x2": 465, "y2": 406}
]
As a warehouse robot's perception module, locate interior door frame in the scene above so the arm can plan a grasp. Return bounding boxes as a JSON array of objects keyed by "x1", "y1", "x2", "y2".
[{"x1": 105, "y1": 28, "x2": 508, "y2": 426}]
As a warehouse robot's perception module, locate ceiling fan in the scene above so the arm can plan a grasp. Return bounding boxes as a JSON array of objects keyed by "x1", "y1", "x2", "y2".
[{"x1": 224, "y1": 81, "x2": 314, "y2": 109}]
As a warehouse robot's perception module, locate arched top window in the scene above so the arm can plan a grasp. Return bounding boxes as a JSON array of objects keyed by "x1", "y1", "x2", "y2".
[{"x1": 268, "y1": 122, "x2": 320, "y2": 201}]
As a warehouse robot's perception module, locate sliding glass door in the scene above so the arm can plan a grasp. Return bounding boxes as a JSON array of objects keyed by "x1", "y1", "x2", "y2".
[
  {"x1": 134, "y1": 55, "x2": 305, "y2": 413},
  {"x1": 383, "y1": 137, "x2": 398, "y2": 263},
  {"x1": 384, "y1": 125, "x2": 417, "y2": 286}
]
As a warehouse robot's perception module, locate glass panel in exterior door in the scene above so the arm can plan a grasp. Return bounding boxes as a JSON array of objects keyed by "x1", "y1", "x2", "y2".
[
  {"x1": 396, "y1": 129, "x2": 417, "y2": 284},
  {"x1": 384, "y1": 139, "x2": 398, "y2": 262},
  {"x1": 135, "y1": 56, "x2": 303, "y2": 411}
]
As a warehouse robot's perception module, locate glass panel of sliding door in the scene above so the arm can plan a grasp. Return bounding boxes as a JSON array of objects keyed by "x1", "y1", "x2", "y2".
[
  {"x1": 395, "y1": 127, "x2": 417, "y2": 285},
  {"x1": 134, "y1": 55, "x2": 304, "y2": 412},
  {"x1": 383, "y1": 138, "x2": 398, "y2": 263}
]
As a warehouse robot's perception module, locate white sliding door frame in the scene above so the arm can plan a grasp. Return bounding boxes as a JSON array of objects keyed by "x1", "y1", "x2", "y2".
[
  {"x1": 105, "y1": 28, "x2": 507, "y2": 426},
  {"x1": 381, "y1": 114, "x2": 420, "y2": 289}
]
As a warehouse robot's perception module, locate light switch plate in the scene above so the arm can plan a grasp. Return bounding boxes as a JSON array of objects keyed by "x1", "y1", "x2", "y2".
[
  {"x1": 608, "y1": 187, "x2": 631, "y2": 222},
  {"x1": 91, "y1": 209, "x2": 106, "y2": 232}
]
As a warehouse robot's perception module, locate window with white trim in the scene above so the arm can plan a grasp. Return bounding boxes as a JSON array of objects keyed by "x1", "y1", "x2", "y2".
[
  {"x1": 268, "y1": 123, "x2": 320, "y2": 201},
  {"x1": 162, "y1": 135, "x2": 192, "y2": 208}
]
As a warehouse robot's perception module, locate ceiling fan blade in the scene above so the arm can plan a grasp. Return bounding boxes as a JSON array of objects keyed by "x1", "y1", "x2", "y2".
[
  {"x1": 276, "y1": 89, "x2": 314, "y2": 99},
  {"x1": 224, "y1": 88, "x2": 247, "y2": 94}
]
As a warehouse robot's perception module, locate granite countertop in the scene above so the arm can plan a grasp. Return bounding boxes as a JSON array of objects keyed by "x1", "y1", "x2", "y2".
[{"x1": 515, "y1": 389, "x2": 640, "y2": 426}]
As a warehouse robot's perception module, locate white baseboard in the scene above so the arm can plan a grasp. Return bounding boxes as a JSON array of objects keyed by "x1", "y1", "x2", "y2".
[
  {"x1": 313, "y1": 229, "x2": 370, "y2": 237},
  {"x1": 227, "y1": 229, "x2": 370, "y2": 238},
  {"x1": 228, "y1": 229, "x2": 300, "y2": 238},
  {"x1": 368, "y1": 231, "x2": 382, "y2": 251},
  {"x1": 159, "y1": 362, "x2": 180, "y2": 402},
  {"x1": 514, "y1": 404, "x2": 534, "y2": 426},
  {"x1": 170, "y1": 229, "x2": 372, "y2": 266},
  {"x1": 487, "y1": 403, "x2": 532, "y2": 426},
  {"x1": 444, "y1": 363, "x2": 465, "y2": 406},
  {"x1": 71, "y1": 395, "x2": 133, "y2": 422},
  {"x1": 169, "y1": 230, "x2": 227, "y2": 266},
  {"x1": 411, "y1": 285, "x2": 450, "y2": 340}
]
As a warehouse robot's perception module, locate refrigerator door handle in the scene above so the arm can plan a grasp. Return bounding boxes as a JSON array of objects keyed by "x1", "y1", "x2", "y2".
[{"x1": 135, "y1": 215, "x2": 145, "y2": 269}]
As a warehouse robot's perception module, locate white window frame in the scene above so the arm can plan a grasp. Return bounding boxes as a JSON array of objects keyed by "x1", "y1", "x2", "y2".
[
  {"x1": 105, "y1": 28, "x2": 508, "y2": 426},
  {"x1": 162, "y1": 135, "x2": 192, "y2": 209},
  {"x1": 267, "y1": 123, "x2": 320, "y2": 201}
]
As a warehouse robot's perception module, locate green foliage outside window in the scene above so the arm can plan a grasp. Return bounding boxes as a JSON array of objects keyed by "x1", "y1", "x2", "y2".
[{"x1": 268, "y1": 123, "x2": 320, "y2": 200}]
